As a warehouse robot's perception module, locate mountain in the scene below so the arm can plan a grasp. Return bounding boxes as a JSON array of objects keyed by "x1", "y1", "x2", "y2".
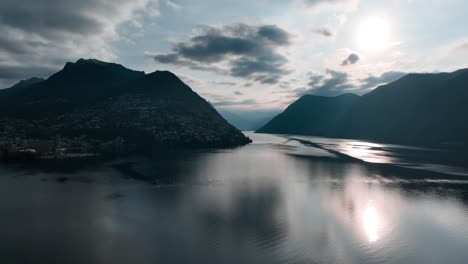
[
  {"x1": 0, "y1": 59, "x2": 146, "y2": 118},
  {"x1": 257, "y1": 69, "x2": 468, "y2": 147},
  {"x1": 256, "y1": 93, "x2": 359, "y2": 136},
  {"x1": 217, "y1": 109, "x2": 279, "y2": 131},
  {"x1": 0, "y1": 59, "x2": 251, "y2": 155}
]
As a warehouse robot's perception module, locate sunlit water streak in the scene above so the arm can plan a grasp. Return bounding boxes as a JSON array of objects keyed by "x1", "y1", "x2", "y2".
[
  {"x1": 362, "y1": 201, "x2": 380, "y2": 243},
  {"x1": 289, "y1": 134, "x2": 468, "y2": 176}
]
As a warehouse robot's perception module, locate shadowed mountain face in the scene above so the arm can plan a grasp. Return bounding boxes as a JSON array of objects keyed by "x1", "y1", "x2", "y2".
[
  {"x1": 0, "y1": 59, "x2": 251, "y2": 151},
  {"x1": 257, "y1": 69, "x2": 468, "y2": 147},
  {"x1": 257, "y1": 93, "x2": 359, "y2": 136}
]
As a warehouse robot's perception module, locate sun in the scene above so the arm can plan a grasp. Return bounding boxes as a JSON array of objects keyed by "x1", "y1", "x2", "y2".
[{"x1": 357, "y1": 16, "x2": 391, "y2": 52}]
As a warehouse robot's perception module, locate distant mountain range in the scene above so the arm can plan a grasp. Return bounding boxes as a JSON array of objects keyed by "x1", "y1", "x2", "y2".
[
  {"x1": 257, "y1": 69, "x2": 468, "y2": 147},
  {"x1": 0, "y1": 59, "x2": 250, "y2": 155},
  {"x1": 217, "y1": 109, "x2": 279, "y2": 131}
]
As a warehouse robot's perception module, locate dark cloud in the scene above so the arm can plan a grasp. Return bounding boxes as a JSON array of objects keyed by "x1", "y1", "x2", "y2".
[
  {"x1": 213, "y1": 81, "x2": 236, "y2": 86},
  {"x1": 234, "y1": 91, "x2": 244, "y2": 95},
  {"x1": 149, "y1": 52, "x2": 225, "y2": 73},
  {"x1": 309, "y1": 69, "x2": 355, "y2": 96},
  {"x1": 257, "y1": 25, "x2": 290, "y2": 45},
  {"x1": 308, "y1": 74, "x2": 324, "y2": 87},
  {"x1": 296, "y1": 69, "x2": 407, "y2": 97},
  {"x1": 0, "y1": 0, "x2": 158, "y2": 86},
  {"x1": 175, "y1": 36, "x2": 258, "y2": 63},
  {"x1": 230, "y1": 53, "x2": 289, "y2": 79},
  {"x1": 341, "y1": 53, "x2": 359, "y2": 66},
  {"x1": 360, "y1": 71, "x2": 406, "y2": 90},
  {"x1": 150, "y1": 23, "x2": 291, "y2": 84},
  {"x1": 0, "y1": 1, "x2": 106, "y2": 37},
  {"x1": 296, "y1": 69, "x2": 356, "y2": 97},
  {"x1": 310, "y1": 27, "x2": 333, "y2": 37},
  {"x1": 152, "y1": 53, "x2": 180, "y2": 64}
]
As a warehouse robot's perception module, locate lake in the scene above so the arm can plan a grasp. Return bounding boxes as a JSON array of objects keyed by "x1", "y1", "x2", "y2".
[{"x1": 0, "y1": 132, "x2": 467, "y2": 264}]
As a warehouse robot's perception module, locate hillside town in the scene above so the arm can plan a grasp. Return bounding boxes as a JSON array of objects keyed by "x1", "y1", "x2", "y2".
[{"x1": 0, "y1": 93, "x2": 250, "y2": 160}]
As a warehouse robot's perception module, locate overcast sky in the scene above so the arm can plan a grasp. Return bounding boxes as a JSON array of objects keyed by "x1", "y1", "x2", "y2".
[{"x1": 1, "y1": 0, "x2": 467, "y2": 111}]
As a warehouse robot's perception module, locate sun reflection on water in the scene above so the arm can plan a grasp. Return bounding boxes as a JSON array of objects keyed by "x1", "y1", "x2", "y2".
[
  {"x1": 363, "y1": 200, "x2": 380, "y2": 243},
  {"x1": 339, "y1": 141, "x2": 393, "y2": 164}
]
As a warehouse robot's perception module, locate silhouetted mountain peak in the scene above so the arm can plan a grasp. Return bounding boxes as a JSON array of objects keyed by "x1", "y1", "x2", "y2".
[
  {"x1": 146, "y1": 70, "x2": 180, "y2": 80},
  {"x1": 75, "y1": 58, "x2": 110, "y2": 65},
  {"x1": 61, "y1": 58, "x2": 142, "y2": 74},
  {"x1": 49, "y1": 59, "x2": 145, "y2": 88}
]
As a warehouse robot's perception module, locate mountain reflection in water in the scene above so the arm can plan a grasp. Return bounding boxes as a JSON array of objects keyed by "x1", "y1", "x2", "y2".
[{"x1": 0, "y1": 132, "x2": 467, "y2": 264}]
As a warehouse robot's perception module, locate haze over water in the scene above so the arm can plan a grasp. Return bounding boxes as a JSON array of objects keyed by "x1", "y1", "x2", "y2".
[{"x1": 0, "y1": 132, "x2": 467, "y2": 264}]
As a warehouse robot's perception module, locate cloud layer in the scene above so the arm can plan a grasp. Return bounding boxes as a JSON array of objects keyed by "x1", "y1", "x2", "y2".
[
  {"x1": 305, "y1": 69, "x2": 355, "y2": 96},
  {"x1": 360, "y1": 71, "x2": 406, "y2": 90},
  {"x1": 0, "y1": 0, "x2": 160, "y2": 86},
  {"x1": 149, "y1": 23, "x2": 291, "y2": 84},
  {"x1": 296, "y1": 69, "x2": 406, "y2": 97}
]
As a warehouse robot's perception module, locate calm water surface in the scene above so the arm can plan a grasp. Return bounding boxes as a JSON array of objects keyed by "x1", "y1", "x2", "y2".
[{"x1": 0, "y1": 132, "x2": 467, "y2": 263}]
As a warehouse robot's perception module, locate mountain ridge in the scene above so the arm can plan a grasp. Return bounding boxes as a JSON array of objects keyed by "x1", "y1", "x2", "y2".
[
  {"x1": 257, "y1": 68, "x2": 468, "y2": 147},
  {"x1": 0, "y1": 59, "x2": 251, "y2": 157}
]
